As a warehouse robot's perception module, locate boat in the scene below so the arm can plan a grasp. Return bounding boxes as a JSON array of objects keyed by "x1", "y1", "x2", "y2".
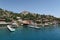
[
  {"x1": 7, "y1": 25, "x2": 15, "y2": 32},
  {"x1": 28, "y1": 24, "x2": 36, "y2": 28},
  {"x1": 34, "y1": 26, "x2": 40, "y2": 29},
  {"x1": 28, "y1": 25, "x2": 40, "y2": 29},
  {"x1": 12, "y1": 22, "x2": 18, "y2": 28}
]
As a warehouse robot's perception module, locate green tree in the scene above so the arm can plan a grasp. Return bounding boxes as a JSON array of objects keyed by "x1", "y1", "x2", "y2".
[{"x1": 5, "y1": 17, "x2": 12, "y2": 22}]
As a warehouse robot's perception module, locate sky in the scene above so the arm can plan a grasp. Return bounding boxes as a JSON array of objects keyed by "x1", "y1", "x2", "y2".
[{"x1": 0, "y1": 0, "x2": 60, "y2": 17}]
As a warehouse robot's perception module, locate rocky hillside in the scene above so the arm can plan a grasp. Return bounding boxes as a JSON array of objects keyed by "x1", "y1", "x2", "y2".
[{"x1": 0, "y1": 8, "x2": 60, "y2": 23}]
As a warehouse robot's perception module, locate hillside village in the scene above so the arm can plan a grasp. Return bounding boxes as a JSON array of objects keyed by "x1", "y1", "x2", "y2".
[{"x1": 0, "y1": 8, "x2": 60, "y2": 27}]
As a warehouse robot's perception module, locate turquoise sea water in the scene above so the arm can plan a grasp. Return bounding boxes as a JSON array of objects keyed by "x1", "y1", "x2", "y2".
[{"x1": 0, "y1": 25, "x2": 60, "y2": 40}]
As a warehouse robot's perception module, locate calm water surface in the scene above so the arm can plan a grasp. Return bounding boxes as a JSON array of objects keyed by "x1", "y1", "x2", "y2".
[{"x1": 0, "y1": 25, "x2": 60, "y2": 40}]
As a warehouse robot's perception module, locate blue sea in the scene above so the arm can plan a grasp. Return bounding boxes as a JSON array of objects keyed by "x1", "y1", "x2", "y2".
[{"x1": 0, "y1": 25, "x2": 60, "y2": 40}]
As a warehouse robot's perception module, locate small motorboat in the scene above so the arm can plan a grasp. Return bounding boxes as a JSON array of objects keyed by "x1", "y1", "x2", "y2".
[{"x1": 7, "y1": 25, "x2": 15, "y2": 32}]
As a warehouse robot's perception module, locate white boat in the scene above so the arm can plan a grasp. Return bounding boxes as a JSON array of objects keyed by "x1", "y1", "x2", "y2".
[
  {"x1": 7, "y1": 25, "x2": 15, "y2": 32},
  {"x1": 28, "y1": 25, "x2": 34, "y2": 28},
  {"x1": 28, "y1": 25, "x2": 40, "y2": 29},
  {"x1": 12, "y1": 22, "x2": 18, "y2": 28},
  {"x1": 34, "y1": 26, "x2": 40, "y2": 29}
]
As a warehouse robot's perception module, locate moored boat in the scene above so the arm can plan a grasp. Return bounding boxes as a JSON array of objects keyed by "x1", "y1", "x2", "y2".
[{"x1": 7, "y1": 25, "x2": 15, "y2": 32}]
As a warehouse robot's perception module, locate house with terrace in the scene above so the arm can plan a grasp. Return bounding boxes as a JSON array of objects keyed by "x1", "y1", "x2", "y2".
[{"x1": 0, "y1": 19, "x2": 11, "y2": 27}]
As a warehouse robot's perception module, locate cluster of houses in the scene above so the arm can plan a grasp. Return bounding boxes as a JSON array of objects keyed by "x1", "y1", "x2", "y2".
[
  {"x1": 0, "y1": 16, "x2": 58, "y2": 27},
  {"x1": 0, "y1": 19, "x2": 11, "y2": 27},
  {"x1": 17, "y1": 17, "x2": 58, "y2": 26}
]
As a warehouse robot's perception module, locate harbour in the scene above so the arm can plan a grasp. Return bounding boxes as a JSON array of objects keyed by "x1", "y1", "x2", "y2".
[
  {"x1": 0, "y1": 25, "x2": 60, "y2": 40},
  {"x1": 0, "y1": 0, "x2": 60, "y2": 40}
]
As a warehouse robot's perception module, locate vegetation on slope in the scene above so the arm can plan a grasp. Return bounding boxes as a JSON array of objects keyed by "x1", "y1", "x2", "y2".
[{"x1": 0, "y1": 8, "x2": 60, "y2": 24}]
